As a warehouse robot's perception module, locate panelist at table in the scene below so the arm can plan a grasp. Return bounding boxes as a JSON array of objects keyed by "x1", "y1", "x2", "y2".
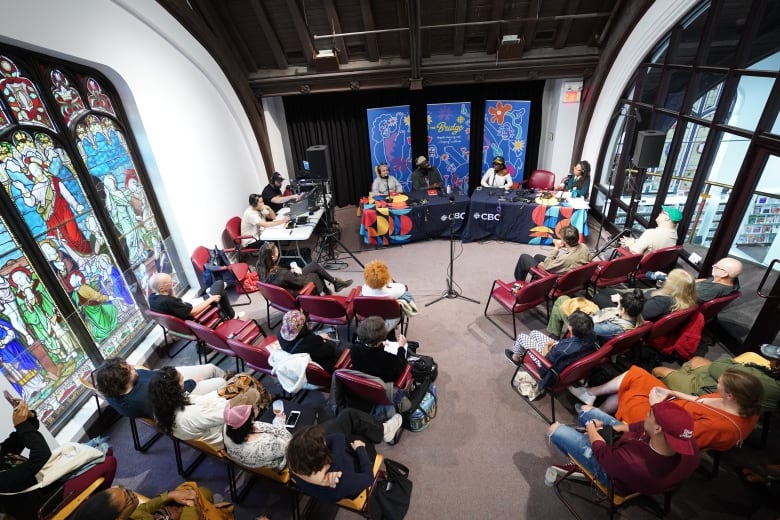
[
  {"x1": 411, "y1": 156, "x2": 443, "y2": 190},
  {"x1": 371, "y1": 162, "x2": 403, "y2": 197},
  {"x1": 481, "y1": 156, "x2": 513, "y2": 188},
  {"x1": 556, "y1": 160, "x2": 591, "y2": 198}
]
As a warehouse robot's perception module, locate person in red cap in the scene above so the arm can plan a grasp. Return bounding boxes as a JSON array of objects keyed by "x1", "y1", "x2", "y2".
[{"x1": 545, "y1": 400, "x2": 700, "y2": 496}]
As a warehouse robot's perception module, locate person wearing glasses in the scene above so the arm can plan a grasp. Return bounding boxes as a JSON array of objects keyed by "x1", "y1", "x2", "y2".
[
  {"x1": 617, "y1": 206, "x2": 681, "y2": 256},
  {"x1": 480, "y1": 156, "x2": 513, "y2": 188},
  {"x1": 371, "y1": 162, "x2": 403, "y2": 197},
  {"x1": 644, "y1": 256, "x2": 742, "y2": 304},
  {"x1": 148, "y1": 272, "x2": 238, "y2": 320}
]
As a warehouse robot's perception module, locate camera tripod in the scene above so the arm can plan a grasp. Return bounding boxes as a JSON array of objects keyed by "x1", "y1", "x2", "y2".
[{"x1": 312, "y1": 182, "x2": 364, "y2": 270}]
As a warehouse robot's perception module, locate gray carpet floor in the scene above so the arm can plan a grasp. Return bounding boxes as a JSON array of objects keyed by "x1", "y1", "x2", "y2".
[{"x1": 93, "y1": 206, "x2": 780, "y2": 520}]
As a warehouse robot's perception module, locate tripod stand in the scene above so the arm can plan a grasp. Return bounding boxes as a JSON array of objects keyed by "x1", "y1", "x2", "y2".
[
  {"x1": 312, "y1": 181, "x2": 364, "y2": 270},
  {"x1": 426, "y1": 196, "x2": 480, "y2": 307}
]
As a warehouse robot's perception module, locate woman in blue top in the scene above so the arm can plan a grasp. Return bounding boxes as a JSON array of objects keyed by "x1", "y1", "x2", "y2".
[{"x1": 557, "y1": 160, "x2": 591, "y2": 198}]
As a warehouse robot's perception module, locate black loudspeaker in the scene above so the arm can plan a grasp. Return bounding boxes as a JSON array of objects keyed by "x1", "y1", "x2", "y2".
[
  {"x1": 306, "y1": 145, "x2": 331, "y2": 181},
  {"x1": 632, "y1": 130, "x2": 666, "y2": 168}
]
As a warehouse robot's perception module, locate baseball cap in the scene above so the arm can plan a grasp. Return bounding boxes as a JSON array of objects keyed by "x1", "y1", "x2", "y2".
[
  {"x1": 493, "y1": 156, "x2": 505, "y2": 165},
  {"x1": 652, "y1": 401, "x2": 696, "y2": 455},
  {"x1": 661, "y1": 206, "x2": 682, "y2": 223},
  {"x1": 760, "y1": 344, "x2": 780, "y2": 360},
  {"x1": 416, "y1": 156, "x2": 427, "y2": 166},
  {"x1": 223, "y1": 401, "x2": 252, "y2": 429},
  {"x1": 280, "y1": 309, "x2": 306, "y2": 341},
  {"x1": 271, "y1": 171, "x2": 285, "y2": 183}
]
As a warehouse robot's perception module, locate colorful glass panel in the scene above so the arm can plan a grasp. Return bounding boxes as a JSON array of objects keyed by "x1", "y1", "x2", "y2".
[
  {"x1": 0, "y1": 214, "x2": 93, "y2": 427},
  {"x1": 0, "y1": 130, "x2": 143, "y2": 353},
  {"x1": 85, "y1": 77, "x2": 116, "y2": 116},
  {"x1": 0, "y1": 56, "x2": 55, "y2": 130},
  {"x1": 49, "y1": 68, "x2": 87, "y2": 127},
  {"x1": 0, "y1": 105, "x2": 9, "y2": 130}
]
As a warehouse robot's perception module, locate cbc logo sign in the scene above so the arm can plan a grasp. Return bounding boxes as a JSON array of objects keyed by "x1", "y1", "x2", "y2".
[
  {"x1": 439, "y1": 212, "x2": 466, "y2": 222},
  {"x1": 472, "y1": 211, "x2": 501, "y2": 221}
]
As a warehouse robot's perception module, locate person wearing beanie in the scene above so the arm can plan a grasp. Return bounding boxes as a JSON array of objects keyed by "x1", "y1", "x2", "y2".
[
  {"x1": 545, "y1": 400, "x2": 700, "y2": 496},
  {"x1": 277, "y1": 309, "x2": 347, "y2": 373},
  {"x1": 262, "y1": 171, "x2": 304, "y2": 213},
  {"x1": 480, "y1": 155, "x2": 512, "y2": 188},
  {"x1": 411, "y1": 156, "x2": 443, "y2": 190}
]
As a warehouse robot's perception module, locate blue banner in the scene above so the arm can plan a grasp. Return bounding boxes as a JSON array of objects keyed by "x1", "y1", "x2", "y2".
[
  {"x1": 426, "y1": 102, "x2": 472, "y2": 192},
  {"x1": 482, "y1": 100, "x2": 531, "y2": 184},
  {"x1": 366, "y1": 105, "x2": 412, "y2": 191}
]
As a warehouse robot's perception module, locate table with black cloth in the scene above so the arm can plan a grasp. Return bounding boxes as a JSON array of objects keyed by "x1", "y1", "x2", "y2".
[
  {"x1": 359, "y1": 189, "x2": 470, "y2": 246},
  {"x1": 461, "y1": 188, "x2": 589, "y2": 244}
]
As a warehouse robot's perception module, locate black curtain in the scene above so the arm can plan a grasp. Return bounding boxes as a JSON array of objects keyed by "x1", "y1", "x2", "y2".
[{"x1": 283, "y1": 81, "x2": 545, "y2": 207}]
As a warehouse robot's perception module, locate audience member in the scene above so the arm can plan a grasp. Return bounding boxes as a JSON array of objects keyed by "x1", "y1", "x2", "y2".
[
  {"x1": 371, "y1": 162, "x2": 403, "y2": 197},
  {"x1": 277, "y1": 310, "x2": 347, "y2": 373},
  {"x1": 593, "y1": 268, "x2": 696, "y2": 321},
  {"x1": 513, "y1": 225, "x2": 591, "y2": 281},
  {"x1": 695, "y1": 257, "x2": 742, "y2": 302},
  {"x1": 411, "y1": 156, "x2": 443, "y2": 190},
  {"x1": 615, "y1": 206, "x2": 681, "y2": 256},
  {"x1": 256, "y1": 243, "x2": 351, "y2": 296},
  {"x1": 149, "y1": 272, "x2": 237, "y2": 320},
  {"x1": 361, "y1": 259, "x2": 412, "y2": 333},
  {"x1": 224, "y1": 403, "x2": 401, "y2": 472},
  {"x1": 569, "y1": 366, "x2": 763, "y2": 451},
  {"x1": 240, "y1": 193, "x2": 288, "y2": 248},
  {"x1": 95, "y1": 358, "x2": 226, "y2": 419},
  {"x1": 547, "y1": 290, "x2": 645, "y2": 341},
  {"x1": 545, "y1": 401, "x2": 699, "y2": 496},
  {"x1": 351, "y1": 316, "x2": 408, "y2": 383},
  {"x1": 480, "y1": 156, "x2": 512, "y2": 188},
  {"x1": 262, "y1": 171, "x2": 303, "y2": 213},
  {"x1": 71, "y1": 483, "x2": 220, "y2": 520},
  {"x1": 286, "y1": 409, "x2": 403, "y2": 503},
  {"x1": 148, "y1": 366, "x2": 229, "y2": 449},
  {"x1": 555, "y1": 160, "x2": 591, "y2": 198},
  {"x1": 653, "y1": 348, "x2": 780, "y2": 413}
]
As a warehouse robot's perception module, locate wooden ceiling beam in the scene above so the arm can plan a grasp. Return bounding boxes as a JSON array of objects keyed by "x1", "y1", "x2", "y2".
[
  {"x1": 453, "y1": 0, "x2": 467, "y2": 56},
  {"x1": 189, "y1": 0, "x2": 256, "y2": 71},
  {"x1": 249, "y1": 0, "x2": 288, "y2": 69},
  {"x1": 485, "y1": 0, "x2": 505, "y2": 55},
  {"x1": 523, "y1": 0, "x2": 540, "y2": 50},
  {"x1": 322, "y1": 0, "x2": 349, "y2": 62},
  {"x1": 285, "y1": 0, "x2": 315, "y2": 66},
  {"x1": 397, "y1": 0, "x2": 410, "y2": 59},
  {"x1": 359, "y1": 0, "x2": 379, "y2": 61},
  {"x1": 553, "y1": 0, "x2": 580, "y2": 49}
]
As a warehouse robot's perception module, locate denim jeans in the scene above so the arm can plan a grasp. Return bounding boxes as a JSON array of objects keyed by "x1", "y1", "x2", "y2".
[{"x1": 549, "y1": 407, "x2": 623, "y2": 487}]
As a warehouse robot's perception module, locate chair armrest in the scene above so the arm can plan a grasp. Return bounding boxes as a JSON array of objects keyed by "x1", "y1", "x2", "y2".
[
  {"x1": 193, "y1": 301, "x2": 221, "y2": 325},
  {"x1": 231, "y1": 320, "x2": 261, "y2": 343},
  {"x1": 395, "y1": 364, "x2": 413, "y2": 390},
  {"x1": 334, "y1": 349, "x2": 351, "y2": 370},
  {"x1": 495, "y1": 279, "x2": 525, "y2": 292},
  {"x1": 616, "y1": 247, "x2": 632, "y2": 257},
  {"x1": 529, "y1": 266, "x2": 549, "y2": 280},
  {"x1": 344, "y1": 286, "x2": 361, "y2": 304},
  {"x1": 300, "y1": 282, "x2": 317, "y2": 296},
  {"x1": 521, "y1": 349, "x2": 553, "y2": 382}
]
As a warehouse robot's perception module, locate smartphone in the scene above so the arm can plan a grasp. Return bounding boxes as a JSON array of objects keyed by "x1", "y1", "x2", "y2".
[
  {"x1": 3, "y1": 390, "x2": 21, "y2": 409},
  {"x1": 285, "y1": 410, "x2": 301, "y2": 428}
]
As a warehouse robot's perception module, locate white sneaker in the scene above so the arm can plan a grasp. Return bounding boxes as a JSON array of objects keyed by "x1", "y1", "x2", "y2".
[
  {"x1": 236, "y1": 311, "x2": 247, "y2": 319},
  {"x1": 567, "y1": 385, "x2": 596, "y2": 406},
  {"x1": 382, "y1": 414, "x2": 403, "y2": 443},
  {"x1": 544, "y1": 464, "x2": 588, "y2": 487}
]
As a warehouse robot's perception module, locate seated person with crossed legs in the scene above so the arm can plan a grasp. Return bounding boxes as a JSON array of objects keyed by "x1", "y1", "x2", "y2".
[
  {"x1": 256, "y1": 243, "x2": 351, "y2": 296},
  {"x1": 149, "y1": 272, "x2": 239, "y2": 320},
  {"x1": 513, "y1": 225, "x2": 591, "y2": 282}
]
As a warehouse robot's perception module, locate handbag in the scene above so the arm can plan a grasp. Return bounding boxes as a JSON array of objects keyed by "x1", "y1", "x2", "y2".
[
  {"x1": 218, "y1": 373, "x2": 272, "y2": 414},
  {"x1": 370, "y1": 458, "x2": 413, "y2": 520}
]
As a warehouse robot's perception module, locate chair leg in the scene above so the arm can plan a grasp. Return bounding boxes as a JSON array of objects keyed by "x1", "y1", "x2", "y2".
[
  {"x1": 129, "y1": 418, "x2": 163, "y2": 452},
  {"x1": 173, "y1": 438, "x2": 208, "y2": 477}
]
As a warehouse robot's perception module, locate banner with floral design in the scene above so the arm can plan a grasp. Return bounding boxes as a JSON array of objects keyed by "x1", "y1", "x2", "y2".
[
  {"x1": 426, "y1": 102, "x2": 471, "y2": 192},
  {"x1": 366, "y1": 105, "x2": 412, "y2": 191},
  {"x1": 482, "y1": 100, "x2": 531, "y2": 184}
]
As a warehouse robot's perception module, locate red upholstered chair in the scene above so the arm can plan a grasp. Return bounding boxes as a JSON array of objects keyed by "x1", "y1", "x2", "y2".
[
  {"x1": 523, "y1": 169, "x2": 556, "y2": 191},
  {"x1": 644, "y1": 305, "x2": 699, "y2": 359},
  {"x1": 298, "y1": 287, "x2": 360, "y2": 336},
  {"x1": 191, "y1": 245, "x2": 253, "y2": 306},
  {"x1": 186, "y1": 318, "x2": 266, "y2": 373},
  {"x1": 698, "y1": 291, "x2": 741, "y2": 323},
  {"x1": 587, "y1": 253, "x2": 643, "y2": 296},
  {"x1": 484, "y1": 274, "x2": 558, "y2": 339},
  {"x1": 605, "y1": 321, "x2": 653, "y2": 363},
  {"x1": 227, "y1": 335, "x2": 278, "y2": 378},
  {"x1": 513, "y1": 342, "x2": 615, "y2": 423},
  {"x1": 256, "y1": 280, "x2": 316, "y2": 329},
  {"x1": 143, "y1": 304, "x2": 222, "y2": 359},
  {"x1": 305, "y1": 349, "x2": 351, "y2": 392},
  {"x1": 351, "y1": 295, "x2": 409, "y2": 336},
  {"x1": 531, "y1": 262, "x2": 600, "y2": 317},
  {"x1": 334, "y1": 365, "x2": 412, "y2": 416},
  {"x1": 629, "y1": 245, "x2": 683, "y2": 286},
  {"x1": 224, "y1": 216, "x2": 260, "y2": 262}
]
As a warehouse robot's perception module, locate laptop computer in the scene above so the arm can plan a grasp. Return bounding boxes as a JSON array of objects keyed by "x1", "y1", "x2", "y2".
[{"x1": 288, "y1": 198, "x2": 310, "y2": 224}]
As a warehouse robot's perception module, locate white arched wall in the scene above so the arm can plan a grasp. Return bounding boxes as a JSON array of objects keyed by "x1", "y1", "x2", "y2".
[
  {"x1": 582, "y1": 0, "x2": 699, "y2": 166},
  {"x1": 0, "y1": 0, "x2": 267, "y2": 287}
]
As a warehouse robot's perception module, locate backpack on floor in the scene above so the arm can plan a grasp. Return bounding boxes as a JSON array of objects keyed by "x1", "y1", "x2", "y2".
[
  {"x1": 402, "y1": 383, "x2": 437, "y2": 432},
  {"x1": 407, "y1": 353, "x2": 437, "y2": 384}
]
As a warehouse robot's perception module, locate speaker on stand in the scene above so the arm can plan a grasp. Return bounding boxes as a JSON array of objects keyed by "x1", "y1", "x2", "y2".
[{"x1": 626, "y1": 130, "x2": 666, "y2": 226}]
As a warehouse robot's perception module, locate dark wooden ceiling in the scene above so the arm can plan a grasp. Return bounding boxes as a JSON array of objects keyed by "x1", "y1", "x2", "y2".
[{"x1": 160, "y1": 0, "x2": 641, "y2": 97}]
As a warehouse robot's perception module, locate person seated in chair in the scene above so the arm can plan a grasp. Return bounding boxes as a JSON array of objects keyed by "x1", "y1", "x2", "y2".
[
  {"x1": 555, "y1": 160, "x2": 591, "y2": 198},
  {"x1": 286, "y1": 410, "x2": 403, "y2": 503},
  {"x1": 513, "y1": 225, "x2": 591, "y2": 282},
  {"x1": 371, "y1": 162, "x2": 403, "y2": 197},
  {"x1": 223, "y1": 401, "x2": 402, "y2": 472},
  {"x1": 148, "y1": 272, "x2": 237, "y2": 320},
  {"x1": 351, "y1": 316, "x2": 408, "y2": 383},
  {"x1": 262, "y1": 171, "x2": 304, "y2": 213},
  {"x1": 546, "y1": 290, "x2": 645, "y2": 341},
  {"x1": 95, "y1": 358, "x2": 227, "y2": 420},
  {"x1": 411, "y1": 156, "x2": 443, "y2": 190},
  {"x1": 240, "y1": 193, "x2": 289, "y2": 249},
  {"x1": 256, "y1": 243, "x2": 351, "y2": 296},
  {"x1": 647, "y1": 256, "x2": 742, "y2": 304},
  {"x1": 545, "y1": 400, "x2": 700, "y2": 497},
  {"x1": 480, "y1": 156, "x2": 512, "y2": 188},
  {"x1": 592, "y1": 268, "x2": 696, "y2": 321},
  {"x1": 278, "y1": 309, "x2": 347, "y2": 373},
  {"x1": 568, "y1": 366, "x2": 763, "y2": 451},
  {"x1": 614, "y1": 206, "x2": 681, "y2": 257},
  {"x1": 71, "y1": 483, "x2": 217, "y2": 520}
]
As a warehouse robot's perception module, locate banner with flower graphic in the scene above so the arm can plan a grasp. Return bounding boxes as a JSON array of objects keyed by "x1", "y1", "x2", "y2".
[
  {"x1": 482, "y1": 100, "x2": 531, "y2": 184},
  {"x1": 366, "y1": 105, "x2": 412, "y2": 191},
  {"x1": 426, "y1": 102, "x2": 472, "y2": 192}
]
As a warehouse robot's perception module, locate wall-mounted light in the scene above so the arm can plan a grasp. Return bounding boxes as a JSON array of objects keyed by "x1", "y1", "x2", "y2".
[
  {"x1": 497, "y1": 35, "x2": 525, "y2": 60},
  {"x1": 313, "y1": 49, "x2": 340, "y2": 72}
]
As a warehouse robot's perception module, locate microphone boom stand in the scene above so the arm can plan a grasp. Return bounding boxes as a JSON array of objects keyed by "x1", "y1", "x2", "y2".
[{"x1": 426, "y1": 195, "x2": 480, "y2": 307}]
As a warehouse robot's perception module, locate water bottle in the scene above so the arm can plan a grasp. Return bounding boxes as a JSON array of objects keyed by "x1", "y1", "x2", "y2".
[{"x1": 446, "y1": 184, "x2": 452, "y2": 195}]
